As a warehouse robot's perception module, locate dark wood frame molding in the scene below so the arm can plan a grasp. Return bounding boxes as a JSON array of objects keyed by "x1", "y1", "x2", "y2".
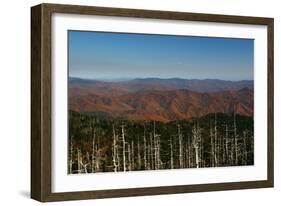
[{"x1": 31, "y1": 3, "x2": 274, "y2": 202}]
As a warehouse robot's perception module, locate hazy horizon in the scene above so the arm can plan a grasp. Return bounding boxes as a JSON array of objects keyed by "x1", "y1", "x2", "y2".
[
  {"x1": 69, "y1": 76, "x2": 254, "y2": 82},
  {"x1": 69, "y1": 31, "x2": 254, "y2": 81}
]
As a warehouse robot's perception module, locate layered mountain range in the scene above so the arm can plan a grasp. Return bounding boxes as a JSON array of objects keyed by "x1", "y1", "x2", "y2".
[{"x1": 69, "y1": 77, "x2": 253, "y2": 122}]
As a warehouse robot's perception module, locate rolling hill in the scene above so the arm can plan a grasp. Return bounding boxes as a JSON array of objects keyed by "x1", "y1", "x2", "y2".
[{"x1": 69, "y1": 77, "x2": 253, "y2": 122}]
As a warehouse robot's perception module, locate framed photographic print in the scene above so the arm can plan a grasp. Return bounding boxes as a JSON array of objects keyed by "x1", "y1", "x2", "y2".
[{"x1": 31, "y1": 3, "x2": 274, "y2": 202}]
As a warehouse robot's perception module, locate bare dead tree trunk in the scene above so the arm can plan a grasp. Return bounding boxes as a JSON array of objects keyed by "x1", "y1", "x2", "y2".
[
  {"x1": 86, "y1": 152, "x2": 90, "y2": 168},
  {"x1": 121, "y1": 124, "x2": 126, "y2": 172},
  {"x1": 82, "y1": 161, "x2": 89, "y2": 174},
  {"x1": 194, "y1": 143, "x2": 199, "y2": 168},
  {"x1": 192, "y1": 123, "x2": 201, "y2": 168},
  {"x1": 116, "y1": 143, "x2": 120, "y2": 171},
  {"x1": 128, "y1": 143, "x2": 131, "y2": 171},
  {"x1": 137, "y1": 137, "x2": 141, "y2": 170},
  {"x1": 83, "y1": 165, "x2": 88, "y2": 173},
  {"x1": 243, "y1": 131, "x2": 248, "y2": 165},
  {"x1": 214, "y1": 115, "x2": 218, "y2": 167},
  {"x1": 185, "y1": 143, "x2": 188, "y2": 168},
  {"x1": 153, "y1": 122, "x2": 161, "y2": 170},
  {"x1": 234, "y1": 111, "x2": 238, "y2": 165},
  {"x1": 225, "y1": 124, "x2": 229, "y2": 165},
  {"x1": 143, "y1": 129, "x2": 147, "y2": 170},
  {"x1": 189, "y1": 145, "x2": 192, "y2": 168},
  {"x1": 185, "y1": 140, "x2": 190, "y2": 168},
  {"x1": 76, "y1": 148, "x2": 89, "y2": 174},
  {"x1": 150, "y1": 133, "x2": 154, "y2": 170},
  {"x1": 187, "y1": 137, "x2": 192, "y2": 168},
  {"x1": 230, "y1": 138, "x2": 234, "y2": 165},
  {"x1": 170, "y1": 137, "x2": 174, "y2": 169},
  {"x1": 210, "y1": 122, "x2": 214, "y2": 167},
  {"x1": 90, "y1": 118, "x2": 95, "y2": 173},
  {"x1": 178, "y1": 124, "x2": 183, "y2": 168},
  {"x1": 131, "y1": 141, "x2": 135, "y2": 170},
  {"x1": 155, "y1": 135, "x2": 161, "y2": 169},
  {"x1": 91, "y1": 129, "x2": 96, "y2": 173},
  {"x1": 200, "y1": 134, "x2": 204, "y2": 167},
  {"x1": 147, "y1": 143, "x2": 151, "y2": 170},
  {"x1": 112, "y1": 124, "x2": 118, "y2": 172},
  {"x1": 154, "y1": 139, "x2": 158, "y2": 170},
  {"x1": 95, "y1": 138, "x2": 100, "y2": 172},
  {"x1": 77, "y1": 148, "x2": 81, "y2": 174},
  {"x1": 69, "y1": 135, "x2": 73, "y2": 174},
  {"x1": 153, "y1": 122, "x2": 156, "y2": 170}
]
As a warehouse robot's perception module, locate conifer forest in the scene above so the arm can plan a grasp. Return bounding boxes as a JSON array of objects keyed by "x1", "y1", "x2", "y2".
[{"x1": 68, "y1": 112, "x2": 253, "y2": 174}]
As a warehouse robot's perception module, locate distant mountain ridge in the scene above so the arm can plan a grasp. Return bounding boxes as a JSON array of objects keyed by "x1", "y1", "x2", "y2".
[
  {"x1": 69, "y1": 77, "x2": 253, "y2": 93},
  {"x1": 69, "y1": 77, "x2": 253, "y2": 122}
]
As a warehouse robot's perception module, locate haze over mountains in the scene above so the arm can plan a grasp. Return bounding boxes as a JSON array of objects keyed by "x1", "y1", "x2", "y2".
[{"x1": 69, "y1": 77, "x2": 253, "y2": 122}]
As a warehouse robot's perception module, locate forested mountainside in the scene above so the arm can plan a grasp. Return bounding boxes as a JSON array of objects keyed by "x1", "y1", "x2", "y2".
[
  {"x1": 69, "y1": 78, "x2": 253, "y2": 122},
  {"x1": 68, "y1": 112, "x2": 253, "y2": 173}
]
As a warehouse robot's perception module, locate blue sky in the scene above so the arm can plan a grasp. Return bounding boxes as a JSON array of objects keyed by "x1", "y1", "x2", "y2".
[{"x1": 68, "y1": 31, "x2": 254, "y2": 81}]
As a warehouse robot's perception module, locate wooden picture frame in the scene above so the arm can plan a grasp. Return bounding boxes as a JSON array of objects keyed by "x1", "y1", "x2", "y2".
[{"x1": 31, "y1": 3, "x2": 274, "y2": 202}]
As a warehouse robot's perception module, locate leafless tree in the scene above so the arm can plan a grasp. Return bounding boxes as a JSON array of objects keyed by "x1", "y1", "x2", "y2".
[
  {"x1": 91, "y1": 128, "x2": 96, "y2": 173},
  {"x1": 77, "y1": 148, "x2": 81, "y2": 174},
  {"x1": 131, "y1": 141, "x2": 135, "y2": 170},
  {"x1": 69, "y1": 135, "x2": 73, "y2": 174},
  {"x1": 242, "y1": 131, "x2": 248, "y2": 165},
  {"x1": 170, "y1": 137, "x2": 174, "y2": 169},
  {"x1": 137, "y1": 137, "x2": 142, "y2": 170},
  {"x1": 233, "y1": 112, "x2": 239, "y2": 165},
  {"x1": 214, "y1": 115, "x2": 218, "y2": 166},
  {"x1": 178, "y1": 124, "x2": 183, "y2": 168},
  {"x1": 121, "y1": 124, "x2": 126, "y2": 172},
  {"x1": 128, "y1": 143, "x2": 132, "y2": 171},
  {"x1": 143, "y1": 129, "x2": 147, "y2": 170},
  {"x1": 150, "y1": 133, "x2": 154, "y2": 170},
  {"x1": 112, "y1": 124, "x2": 119, "y2": 172},
  {"x1": 94, "y1": 139, "x2": 100, "y2": 172},
  {"x1": 224, "y1": 124, "x2": 230, "y2": 165},
  {"x1": 192, "y1": 122, "x2": 201, "y2": 168}
]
